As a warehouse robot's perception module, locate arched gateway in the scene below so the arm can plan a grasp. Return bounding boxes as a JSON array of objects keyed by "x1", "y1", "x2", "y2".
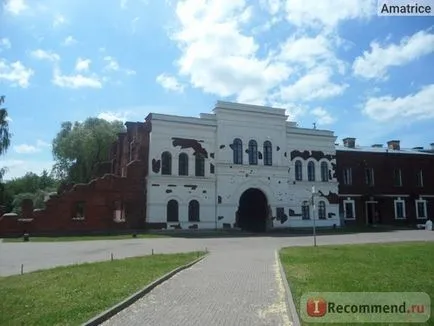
[{"x1": 236, "y1": 188, "x2": 269, "y2": 232}]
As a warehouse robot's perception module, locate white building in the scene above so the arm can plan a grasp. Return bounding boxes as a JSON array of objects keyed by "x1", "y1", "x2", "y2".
[{"x1": 146, "y1": 101, "x2": 340, "y2": 231}]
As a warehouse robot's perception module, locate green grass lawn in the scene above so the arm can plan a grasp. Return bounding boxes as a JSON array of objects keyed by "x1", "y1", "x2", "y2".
[
  {"x1": 2, "y1": 233, "x2": 168, "y2": 242},
  {"x1": 0, "y1": 252, "x2": 204, "y2": 325},
  {"x1": 280, "y1": 242, "x2": 434, "y2": 326}
]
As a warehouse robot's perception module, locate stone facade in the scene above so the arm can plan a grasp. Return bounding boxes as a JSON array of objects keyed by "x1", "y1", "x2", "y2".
[{"x1": 146, "y1": 101, "x2": 340, "y2": 231}]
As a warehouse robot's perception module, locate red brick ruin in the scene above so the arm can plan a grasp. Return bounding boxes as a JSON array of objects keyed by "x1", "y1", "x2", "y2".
[{"x1": 0, "y1": 121, "x2": 151, "y2": 236}]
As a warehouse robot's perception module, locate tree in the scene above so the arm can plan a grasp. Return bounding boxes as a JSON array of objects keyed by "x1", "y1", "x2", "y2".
[
  {"x1": 0, "y1": 95, "x2": 11, "y2": 157},
  {"x1": 0, "y1": 95, "x2": 11, "y2": 212},
  {"x1": 52, "y1": 117, "x2": 125, "y2": 183}
]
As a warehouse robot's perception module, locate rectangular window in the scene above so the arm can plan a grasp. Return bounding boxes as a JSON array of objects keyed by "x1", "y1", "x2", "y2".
[
  {"x1": 343, "y1": 168, "x2": 352, "y2": 185},
  {"x1": 72, "y1": 201, "x2": 85, "y2": 220},
  {"x1": 393, "y1": 169, "x2": 402, "y2": 186},
  {"x1": 416, "y1": 200, "x2": 427, "y2": 219},
  {"x1": 302, "y1": 202, "x2": 310, "y2": 220},
  {"x1": 365, "y1": 168, "x2": 374, "y2": 186},
  {"x1": 394, "y1": 199, "x2": 406, "y2": 219},
  {"x1": 416, "y1": 170, "x2": 424, "y2": 187},
  {"x1": 343, "y1": 200, "x2": 355, "y2": 220}
]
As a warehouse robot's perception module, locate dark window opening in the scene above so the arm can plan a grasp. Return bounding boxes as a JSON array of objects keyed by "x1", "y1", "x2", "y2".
[
  {"x1": 295, "y1": 160, "x2": 302, "y2": 181},
  {"x1": 248, "y1": 140, "x2": 258, "y2": 165},
  {"x1": 188, "y1": 200, "x2": 200, "y2": 222},
  {"x1": 318, "y1": 201, "x2": 326, "y2": 220},
  {"x1": 263, "y1": 141, "x2": 272, "y2": 166},
  {"x1": 343, "y1": 168, "x2": 352, "y2": 185},
  {"x1": 321, "y1": 162, "x2": 328, "y2": 182},
  {"x1": 233, "y1": 138, "x2": 243, "y2": 164},
  {"x1": 161, "y1": 151, "x2": 172, "y2": 175},
  {"x1": 393, "y1": 169, "x2": 402, "y2": 187},
  {"x1": 178, "y1": 153, "x2": 189, "y2": 176},
  {"x1": 302, "y1": 201, "x2": 310, "y2": 220},
  {"x1": 167, "y1": 199, "x2": 179, "y2": 222},
  {"x1": 308, "y1": 161, "x2": 315, "y2": 181},
  {"x1": 73, "y1": 201, "x2": 85, "y2": 220},
  {"x1": 365, "y1": 168, "x2": 374, "y2": 186},
  {"x1": 195, "y1": 154, "x2": 205, "y2": 177}
]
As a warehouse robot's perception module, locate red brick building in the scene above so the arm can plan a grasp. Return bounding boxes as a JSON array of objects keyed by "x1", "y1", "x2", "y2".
[
  {"x1": 0, "y1": 121, "x2": 151, "y2": 237},
  {"x1": 336, "y1": 138, "x2": 434, "y2": 227}
]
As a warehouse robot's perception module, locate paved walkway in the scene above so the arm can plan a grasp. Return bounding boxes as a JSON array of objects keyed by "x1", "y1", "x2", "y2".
[
  {"x1": 101, "y1": 249, "x2": 292, "y2": 326},
  {"x1": 1, "y1": 230, "x2": 433, "y2": 325}
]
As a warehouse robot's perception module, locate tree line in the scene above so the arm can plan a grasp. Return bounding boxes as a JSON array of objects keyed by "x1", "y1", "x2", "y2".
[{"x1": 0, "y1": 95, "x2": 125, "y2": 214}]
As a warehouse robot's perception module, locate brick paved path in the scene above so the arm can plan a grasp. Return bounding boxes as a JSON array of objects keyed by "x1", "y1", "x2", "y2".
[{"x1": 101, "y1": 248, "x2": 293, "y2": 326}]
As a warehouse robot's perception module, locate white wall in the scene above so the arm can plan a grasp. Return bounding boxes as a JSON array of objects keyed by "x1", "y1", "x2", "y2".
[{"x1": 146, "y1": 102, "x2": 340, "y2": 230}]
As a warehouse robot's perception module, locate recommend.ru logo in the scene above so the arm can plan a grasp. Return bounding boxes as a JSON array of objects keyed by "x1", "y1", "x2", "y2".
[{"x1": 301, "y1": 292, "x2": 431, "y2": 323}]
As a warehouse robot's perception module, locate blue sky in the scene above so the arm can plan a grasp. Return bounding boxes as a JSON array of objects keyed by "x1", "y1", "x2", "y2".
[{"x1": 1, "y1": 0, "x2": 433, "y2": 180}]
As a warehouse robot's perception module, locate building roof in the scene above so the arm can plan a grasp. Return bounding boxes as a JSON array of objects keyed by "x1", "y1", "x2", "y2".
[{"x1": 336, "y1": 145, "x2": 434, "y2": 155}]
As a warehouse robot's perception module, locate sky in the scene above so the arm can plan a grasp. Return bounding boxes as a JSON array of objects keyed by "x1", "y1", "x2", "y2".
[{"x1": 0, "y1": 0, "x2": 433, "y2": 180}]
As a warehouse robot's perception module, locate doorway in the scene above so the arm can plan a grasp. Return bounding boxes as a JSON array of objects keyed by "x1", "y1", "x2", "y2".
[{"x1": 236, "y1": 188, "x2": 268, "y2": 232}]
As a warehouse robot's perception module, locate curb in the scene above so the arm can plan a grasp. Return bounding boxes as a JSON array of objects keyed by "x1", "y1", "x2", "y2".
[
  {"x1": 276, "y1": 250, "x2": 301, "y2": 326},
  {"x1": 82, "y1": 253, "x2": 207, "y2": 326}
]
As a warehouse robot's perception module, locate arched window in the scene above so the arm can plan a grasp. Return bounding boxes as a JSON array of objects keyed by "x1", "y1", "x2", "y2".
[
  {"x1": 195, "y1": 154, "x2": 205, "y2": 176},
  {"x1": 295, "y1": 160, "x2": 303, "y2": 181},
  {"x1": 161, "y1": 151, "x2": 172, "y2": 175},
  {"x1": 302, "y1": 201, "x2": 310, "y2": 220},
  {"x1": 167, "y1": 199, "x2": 178, "y2": 222},
  {"x1": 179, "y1": 153, "x2": 188, "y2": 176},
  {"x1": 263, "y1": 141, "x2": 272, "y2": 166},
  {"x1": 308, "y1": 161, "x2": 315, "y2": 181},
  {"x1": 248, "y1": 140, "x2": 258, "y2": 165},
  {"x1": 318, "y1": 201, "x2": 326, "y2": 220},
  {"x1": 233, "y1": 138, "x2": 243, "y2": 164},
  {"x1": 321, "y1": 162, "x2": 328, "y2": 182},
  {"x1": 188, "y1": 200, "x2": 200, "y2": 222}
]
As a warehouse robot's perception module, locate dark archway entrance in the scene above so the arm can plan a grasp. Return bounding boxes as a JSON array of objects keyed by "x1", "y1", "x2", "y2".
[{"x1": 236, "y1": 188, "x2": 268, "y2": 232}]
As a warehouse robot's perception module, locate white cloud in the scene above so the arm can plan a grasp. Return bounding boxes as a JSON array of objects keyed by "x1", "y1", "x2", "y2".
[
  {"x1": 4, "y1": 0, "x2": 28, "y2": 15},
  {"x1": 284, "y1": 0, "x2": 376, "y2": 29},
  {"x1": 311, "y1": 107, "x2": 336, "y2": 125},
  {"x1": 97, "y1": 111, "x2": 130, "y2": 122},
  {"x1": 1, "y1": 159, "x2": 55, "y2": 180},
  {"x1": 13, "y1": 139, "x2": 51, "y2": 154},
  {"x1": 353, "y1": 30, "x2": 434, "y2": 80},
  {"x1": 278, "y1": 67, "x2": 348, "y2": 102},
  {"x1": 103, "y1": 56, "x2": 136, "y2": 75},
  {"x1": 14, "y1": 144, "x2": 39, "y2": 154},
  {"x1": 120, "y1": 0, "x2": 128, "y2": 9},
  {"x1": 62, "y1": 35, "x2": 77, "y2": 46},
  {"x1": 31, "y1": 49, "x2": 60, "y2": 62},
  {"x1": 75, "y1": 58, "x2": 91, "y2": 72},
  {"x1": 52, "y1": 68, "x2": 102, "y2": 89},
  {"x1": 0, "y1": 38, "x2": 12, "y2": 51},
  {"x1": 0, "y1": 59, "x2": 34, "y2": 88},
  {"x1": 170, "y1": 0, "x2": 293, "y2": 105},
  {"x1": 53, "y1": 13, "x2": 66, "y2": 27},
  {"x1": 156, "y1": 73, "x2": 185, "y2": 93},
  {"x1": 362, "y1": 84, "x2": 434, "y2": 122}
]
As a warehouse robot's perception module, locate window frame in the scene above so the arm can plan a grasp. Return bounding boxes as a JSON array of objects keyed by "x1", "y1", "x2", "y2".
[
  {"x1": 415, "y1": 199, "x2": 427, "y2": 219},
  {"x1": 161, "y1": 151, "x2": 172, "y2": 175},
  {"x1": 343, "y1": 199, "x2": 356, "y2": 220},
  {"x1": 318, "y1": 200, "x2": 326, "y2": 220},
  {"x1": 263, "y1": 141, "x2": 272, "y2": 166},
  {"x1": 394, "y1": 198, "x2": 406, "y2": 220},
  {"x1": 178, "y1": 153, "x2": 189, "y2": 176},
  {"x1": 248, "y1": 140, "x2": 258, "y2": 165},
  {"x1": 233, "y1": 138, "x2": 243, "y2": 164},
  {"x1": 295, "y1": 160, "x2": 303, "y2": 181},
  {"x1": 307, "y1": 161, "x2": 316, "y2": 182},
  {"x1": 320, "y1": 161, "x2": 328, "y2": 182}
]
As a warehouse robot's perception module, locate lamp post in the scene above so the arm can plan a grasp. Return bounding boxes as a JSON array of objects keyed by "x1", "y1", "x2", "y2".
[{"x1": 312, "y1": 186, "x2": 317, "y2": 247}]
